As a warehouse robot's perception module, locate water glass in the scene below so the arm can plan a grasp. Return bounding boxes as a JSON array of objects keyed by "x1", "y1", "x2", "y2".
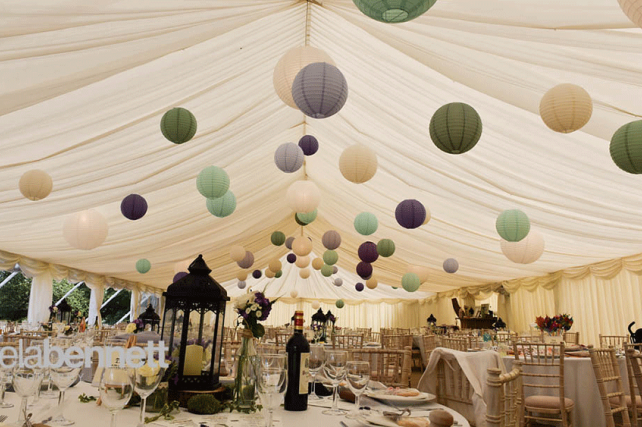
[
  {"x1": 254, "y1": 354, "x2": 287, "y2": 427},
  {"x1": 134, "y1": 364, "x2": 165, "y2": 427},
  {"x1": 49, "y1": 363, "x2": 81, "y2": 426},
  {"x1": 0, "y1": 366, "x2": 13, "y2": 408},
  {"x1": 99, "y1": 367, "x2": 134, "y2": 427},
  {"x1": 12, "y1": 367, "x2": 44, "y2": 425},
  {"x1": 322, "y1": 350, "x2": 347, "y2": 416},
  {"x1": 308, "y1": 344, "x2": 324, "y2": 400},
  {"x1": 346, "y1": 361, "x2": 370, "y2": 419}
]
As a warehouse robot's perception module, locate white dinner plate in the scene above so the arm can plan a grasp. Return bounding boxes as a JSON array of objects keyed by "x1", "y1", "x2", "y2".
[{"x1": 364, "y1": 390, "x2": 436, "y2": 404}]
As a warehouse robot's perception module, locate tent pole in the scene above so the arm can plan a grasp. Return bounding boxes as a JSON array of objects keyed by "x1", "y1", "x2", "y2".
[
  {"x1": 100, "y1": 288, "x2": 123, "y2": 309},
  {"x1": 0, "y1": 271, "x2": 18, "y2": 290},
  {"x1": 55, "y1": 281, "x2": 84, "y2": 305}
]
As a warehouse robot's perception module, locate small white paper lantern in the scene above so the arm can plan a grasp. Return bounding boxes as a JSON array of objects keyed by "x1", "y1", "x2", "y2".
[
  {"x1": 19, "y1": 170, "x2": 53, "y2": 201},
  {"x1": 333, "y1": 278, "x2": 343, "y2": 287},
  {"x1": 312, "y1": 301, "x2": 321, "y2": 310},
  {"x1": 406, "y1": 265, "x2": 429, "y2": 283},
  {"x1": 423, "y1": 206, "x2": 432, "y2": 225},
  {"x1": 63, "y1": 209, "x2": 108, "y2": 250},
  {"x1": 286, "y1": 181, "x2": 320, "y2": 213},
  {"x1": 290, "y1": 290, "x2": 299, "y2": 298},
  {"x1": 292, "y1": 236, "x2": 313, "y2": 256},
  {"x1": 339, "y1": 145, "x2": 378, "y2": 184},
  {"x1": 238, "y1": 281, "x2": 247, "y2": 289},
  {"x1": 230, "y1": 245, "x2": 246, "y2": 262},
  {"x1": 618, "y1": 0, "x2": 642, "y2": 29},
  {"x1": 299, "y1": 268, "x2": 311, "y2": 279},
  {"x1": 295, "y1": 255, "x2": 310, "y2": 268},
  {"x1": 265, "y1": 269, "x2": 276, "y2": 278},
  {"x1": 501, "y1": 230, "x2": 545, "y2": 264},
  {"x1": 539, "y1": 84, "x2": 592, "y2": 133},
  {"x1": 274, "y1": 143, "x2": 305, "y2": 173}
]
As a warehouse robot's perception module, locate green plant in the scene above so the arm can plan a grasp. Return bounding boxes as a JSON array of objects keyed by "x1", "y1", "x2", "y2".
[{"x1": 187, "y1": 394, "x2": 222, "y2": 415}]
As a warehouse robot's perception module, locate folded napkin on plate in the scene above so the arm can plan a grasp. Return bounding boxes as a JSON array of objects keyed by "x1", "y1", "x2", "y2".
[{"x1": 566, "y1": 350, "x2": 589, "y2": 357}]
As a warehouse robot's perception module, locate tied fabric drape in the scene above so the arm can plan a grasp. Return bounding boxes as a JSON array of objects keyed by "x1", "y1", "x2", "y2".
[
  {"x1": 26, "y1": 270, "x2": 53, "y2": 324},
  {"x1": 87, "y1": 282, "x2": 104, "y2": 327},
  {"x1": 130, "y1": 288, "x2": 140, "y2": 322}
]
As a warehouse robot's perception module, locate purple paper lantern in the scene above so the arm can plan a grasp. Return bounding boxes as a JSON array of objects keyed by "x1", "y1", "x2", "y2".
[
  {"x1": 237, "y1": 251, "x2": 254, "y2": 269},
  {"x1": 121, "y1": 194, "x2": 148, "y2": 221},
  {"x1": 356, "y1": 262, "x2": 373, "y2": 279},
  {"x1": 443, "y1": 258, "x2": 459, "y2": 274},
  {"x1": 333, "y1": 266, "x2": 339, "y2": 274},
  {"x1": 287, "y1": 253, "x2": 297, "y2": 264},
  {"x1": 238, "y1": 280, "x2": 247, "y2": 289},
  {"x1": 285, "y1": 236, "x2": 295, "y2": 249},
  {"x1": 358, "y1": 241, "x2": 379, "y2": 263},
  {"x1": 395, "y1": 199, "x2": 426, "y2": 229},
  {"x1": 252, "y1": 269, "x2": 262, "y2": 279},
  {"x1": 173, "y1": 272, "x2": 188, "y2": 283},
  {"x1": 298, "y1": 135, "x2": 319, "y2": 156},
  {"x1": 355, "y1": 282, "x2": 364, "y2": 292}
]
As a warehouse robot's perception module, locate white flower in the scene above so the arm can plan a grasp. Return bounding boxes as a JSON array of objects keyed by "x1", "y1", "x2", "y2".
[
  {"x1": 234, "y1": 294, "x2": 255, "y2": 310},
  {"x1": 256, "y1": 311, "x2": 262, "y2": 318},
  {"x1": 245, "y1": 308, "x2": 251, "y2": 314},
  {"x1": 251, "y1": 303, "x2": 259, "y2": 311}
]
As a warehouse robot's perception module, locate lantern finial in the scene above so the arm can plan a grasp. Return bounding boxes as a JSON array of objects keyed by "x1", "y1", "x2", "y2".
[{"x1": 188, "y1": 254, "x2": 212, "y2": 275}]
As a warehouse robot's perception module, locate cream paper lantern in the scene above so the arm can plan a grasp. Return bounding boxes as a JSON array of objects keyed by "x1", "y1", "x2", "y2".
[
  {"x1": 286, "y1": 181, "x2": 321, "y2": 213},
  {"x1": 237, "y1": 270, "x2": 248, "y2": 281},
  {"x1": 406, "y1": 265, "x2": 429, "y2": 283},
  {"x1": 230, "y1": 245, "x2": 246, "y2": 262},
  {"x1": 63, "y1": 209, "x2": 108, "y2": 250},
  {"x1": 273, "y1": 46, "x2": 335, "y2": 109},
  {"x1": 339, "y1": 144, "x2": 378, "y2": 184},
  {"x1": 290, "y1": 290, "x2": 299, "y2": 298},
  {"x1": 366, "y1": 277, "x2": 378, "y2": 290},
  {"x1": 312, "y1": 301, "x2": 321, "y2": 310},
  {"x1": 312, "y1": 258, "x2": 324, "y2": 270},
  {"x1": 19, "y1": 170, "x2": 53, "y2": 201},
  {"x1": 618, "y1": 0, "x2": 642, "y2": 30},
  {"x1": 539, "y1": 84, "x2": 592, "y2": 133},
  {"x1": 295, "y1": 255, "x2": 310, "y2": 268},
  {"x1": 174, "y1": 259, "x2": 192, "y2": 274},
  {"x1": 299, "y1": 268, "x2": 311, "y2": 279},
  {"x1": 423, "y1": 206, "x2": 432, "y2": 225},
  {"x1": 265, "y1": 269, "x2": 276, "y2": 278},
  {"x1": 269, "y1": 259, "x2": 282, "y2": 273},
  {"x1": 501, "y1": 230, "x2": 545, "y2": 264},
  {"x1": 292, "y1": 236, "x2": 313, "y2": 256}
]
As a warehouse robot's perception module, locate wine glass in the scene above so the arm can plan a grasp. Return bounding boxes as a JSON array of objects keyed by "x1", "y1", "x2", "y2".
[
  {"x1": 346, "y1": 361, "x2": 370, "y2": 419},
  {"x1": 134, "y1": 363, "x2": 165, "y2": 427},
  {"x1": 254, "y1": 354, "x2": 287, "y2": 427},
  {"x1": 49, "y1": 354, "x2": 82, "y2": 426},
  {"x1": 12, "y1": 367, "x2": 44, "y2": 425},
  {"x1": 322, "y1": 350, "x2": 347, "y2": 416},
  {"x1": 308, "y1": 344, "x2": 324, "y2": 400},
  {"x1": 0, "y1": 365, "x2": 13, "y2": 408},
  {"x1": 99, "y1": 367, "x2": 134, "y2": 427}
]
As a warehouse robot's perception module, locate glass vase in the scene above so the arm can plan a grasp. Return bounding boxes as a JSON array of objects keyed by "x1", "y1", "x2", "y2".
[
  {"x1": 234, "y1": 329, "x2": 257, "y2": 409},
  {"x1": 544, "y1": 330, "x2": 564, "y2": 344},
  {"x1": 146, "y1": 382, "x2": 168, "y2": 413}
]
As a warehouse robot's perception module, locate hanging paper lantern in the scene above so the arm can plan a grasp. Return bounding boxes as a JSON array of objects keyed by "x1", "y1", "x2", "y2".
[
  {"x1": 610, "y1": 120, "x2": 642, "y2": 174},
  {"x1": 407, "y1": 265, "x2": 429, "y2": 283},
  {"x1": 19, "y1": 170, "x2": 53, "y2": 201},
  {"x1": 402, "y1": 272, "x2": 421, "y2": 292},
  {"x1": 496, "y1": 209, "x2": 531, "y2": 242},
  {"x1": 275, "y1": 270, "x2": 283, "y2": 278},
  {"x1": 377, "y1": 239, "x2": 395, "y2": 257},
  {"x1": 136, "y1": 259, "x2": 151, "y2": 274},
  {"x1": 296, "y1": 209, "x2": 318, "y2": 225},
  {"x1": 196, "y1": 166, "x2": 230, "y2": 199},
  {"x1": 63, "y1": 209, "x2": 108, "y2": 250},
  {"x1": 430, "y1": 103, "x2": 482, "y2": 155},
  {"x1": 300, "y1": 268, "x2": 311, "y2": 279},
  {"x1": 295, "y1": 255, "x2": 310, "y2": 268},
  {"x1": 160, "y1": 107, "x2": 197, "y2": 144},
  {"x1": 322, "y1": 230, "x2": 342, "y2": 250},
  {"x1": 295, "y1": 213, "x2": 307, "y2": 226},
  {"x1": 206, "y1": 190, "x2": 236, "y2": 218},
  {"x1": 237, "y1": 251, "x2": 254, "y2": 269},
  {"x1": 312, "y1": 258, "x2": 324, "y2": 270},
  {"x1": 423, "y1": 206, "x2": 432, "y2": 225},
  {"x1": 395, "y1": 199, "x2": 426, "y2": 229},
  {"x1": 356, "y1": 262, "x2": 373, "y2": 279},
  {"x1": 366, "y1": 277, "x2": 378, "y2": 290},
  {"x1": 619, "y1": 0, "x2": 642, "y2": 28},
  {"x1": 292, "y1": 236, "x2": 313, "y2": 256},
  {"x1": 230, "y1": 245, "x2": 246, "y2": 262},
  {"x1": 174, "y1": 259, "x2": 191, "y2": 274},
  {"x1": 333, "y1": 278, "x2": 343, "y2": 287},
  {"x1": 299, "y1": 135, "x2": 319, "y2": 156},
  {"x1": 290, "y1": 290, "x2": 299, "y2": 298},
  {"x1": 339, "y1": 144, "x2": 378, "y2": 184},
  {"x1": 354, "y1": 212, "x2": 378, "y2": 236},
  {"x1": 273, "y1": 46, "x2": 335, "y2": 109},
  {"x1": 323, "y1": 250, "x2": 339, "y2": 266},
  {"x1": 285, "y1": 236, "x2": 295, "y2": 249},
  {"x1": 173, "y1": 272, "x2": 188, "y2": 283},
  {"x1": 265, "y1": 269, "x2": 276, "y2": 278},
  {"x1": 252, "y1": 269, "x2": 262, "y2": 279},
  {"x1": 353, "y1": 0, "x2": 438, "y2": 23},
  {"x1": 237, "y1": 270, "x2": 248, "y2": 281},
  {"x1": 119, "y1": 194, "x2": 148, "y2": 221},
  {"x1": 238, "y1": 281, "x2": 247, "y2": 289},
  {"x1": 321, "y1": 264, "x2": 334, "y2": 277},
  {"x1": 269, "y1": 259, "x2": 282, "y2": 273},
  {"x1": 271, "y1": 231, "x2": 286, "y2": 246},
  {"x1": 287, "y1": 253, "x2": 297, "y2": 264},
  {"x1": 292, "y1": 62, "x2": 348, "y2": 119},
  {"x1": 274, "y1": 142, "x2": 305, "y2": 173},
  {"x1": 539, "y1": 84, "x2": 592, "y2": 133},
  {"x1": 355, "y1": 283, "x2": 365, "y2": 292},
  {"x1": 358, "y1": 242, "x2": 379, "y2": 263},
  {"x1": 332, "y1": 266, "x2": 339, "y2": 274},
  {"x1": 286, "y1": 181, "x2": 321, "y2": 213},
  {"x1": 311, "y1": 301, "x2": 320, "y2": 310},
  {"x1": 501, "y1": 230, "x2": 545, "y2": 264},
  {"x1": 336, "y1": 299, "x2": 345, "y2": 309},
  {"x1": 443, "y1": 258, "x2": 459, "y2": 274}
]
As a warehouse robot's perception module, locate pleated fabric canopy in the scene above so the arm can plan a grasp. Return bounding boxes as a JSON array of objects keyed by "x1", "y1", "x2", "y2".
[{"x1": 1, "y1": 0, "x2": 642, "y2": 298}]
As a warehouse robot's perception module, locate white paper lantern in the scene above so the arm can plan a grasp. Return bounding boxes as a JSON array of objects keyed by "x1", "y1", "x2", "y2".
[
  {"x1": 295, "y1": 255, "x2": 310, "y2": 268},
  {"x1": 312, "y1": 301, "x2": 321, "y2": 310},
  {"x1": 269, "y1": 259, "x2": 282, "y2": 273},
  {"x1": 273, "y1": 46, "x2": 335, "y2": 109},
  {"x1": 333, "y1": 278, "x2": 343, "y2": 287},
  {"x1": 618, "y1": 0, "x2": 642, "y2": 29},
  {"x1": 292, "y1": 62, "x2": 348, "y2": 119},
  {"x1": 539, "y1": 84, "x2": 592, "y2": 133},
  {"x1": 423, "y1": 206, "x2": 432, "y2": 225},
  {"x1": 339, "y1": 145, "x2": 378, "y2": 184},
  {"x1": 265, "y1": 269, "x2": 276, "y2": 278},
  {"x1": 406, "y1": 265, "x2": 429, "y2": 283},
  {"x1": 286, "y1": 181, "x2": 320, "y2": 213},
  {"x1": 299, "y1": 268, "x2": 311, "y2": 279},
  {"x1": 274, "y1": 143, "x2": 305, "y2": 173},
  {"x1": 237, "y1": 270, "x2": 248, "y2": 281},
  {"x1": 501, "y1": 230, "x2": 545, "y2": 264},
  {"x1": 238, "y1": 281, "x2": 247, "y2": 289},
  {"x1": 290, "y1": 290, "x2": 299, "y2": 298},
  {"x1": 63, "y1": 209, "x2": 108, "y2": 250},
  {"x1": 292, "y1": 236, "x2": 313, "y2": 256},
  {"x1": 19, "y1": 170, "x2": 53, "y2": 201},
  {"x1": 230, "y1": 245, "x2": 246, "y2": 262}
]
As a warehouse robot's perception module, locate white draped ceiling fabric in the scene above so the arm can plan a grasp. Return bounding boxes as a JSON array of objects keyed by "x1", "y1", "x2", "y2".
[{"x1": 2, "y1": 0, "x2": 642, "y2": 338}]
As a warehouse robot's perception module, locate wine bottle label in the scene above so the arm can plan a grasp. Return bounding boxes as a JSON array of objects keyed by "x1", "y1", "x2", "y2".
[{"x1": 299, "y1": 353, "x2": 310, "y2": 394}]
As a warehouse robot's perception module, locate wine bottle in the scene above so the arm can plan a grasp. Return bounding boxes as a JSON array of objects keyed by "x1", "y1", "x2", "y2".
[{"x1": 284, "y1": 310, "x2": 310, "y2": 411}]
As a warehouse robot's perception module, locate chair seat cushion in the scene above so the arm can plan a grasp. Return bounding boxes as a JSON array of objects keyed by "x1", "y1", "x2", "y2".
[
  {"x1": 609, "y1": 395, "x2": 642, "y2": 408},
  {"x1": 525, "y1": 395, "x2": 574, "y2": 410}
]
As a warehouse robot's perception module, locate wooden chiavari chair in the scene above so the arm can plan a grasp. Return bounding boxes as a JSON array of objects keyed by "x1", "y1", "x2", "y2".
[
  {"x1": 440, "y1": 336, "x2": 471, "y2": 352},
  {"x1": 563, "y1": 332, "x2": 580, "y2": 345},
  {"x1": 589, "y1": 346, "x2": 631, "y2": 427},
  {"x1": 494, "y1": 331, "x2": 517, "y2": 346},
  {"x1": 350, "y1": 346, "x2": 412, "y2": 388},
  {"x1": 435, "y1": 354, "x2": 476, "y2": 426},
  {"x1": 332, "y1": 334, "x2": 363, "y2": 349},
  {"x1": 600, "y1": 335, "x2": 628, "y2": 350},
  {"x1": 382, "y1": 334, "x2": 413, "y2": 350},
  {"x1": 423, "y1": 334, "x2": 437, "y2": 367},
  {"x1": 624, "y1": 345, "x2": 642, "y2": 427},
  {"x1": 275, "y1": 332, "x2": 291, "y2": 349},
  {"x1": 486, "y1": 361, "x2": 523, "y2": 427}
]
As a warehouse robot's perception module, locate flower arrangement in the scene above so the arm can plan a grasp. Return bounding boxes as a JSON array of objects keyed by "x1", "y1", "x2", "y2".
[
  {"x1": 48, "y1": 304, "x2": 59, "y2": 321},
  {"x1": 125, "y1": 318, "x2": 145, "y2": 334},
  {"x1": 234, "y1": 292, "x2": 275, "y2": 339},
  {"x1": 535, "y1": 314, "x2": 573, "y2": 333}
]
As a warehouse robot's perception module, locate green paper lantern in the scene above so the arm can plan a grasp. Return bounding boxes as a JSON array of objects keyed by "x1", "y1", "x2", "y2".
[
  {"x1": 377, "y1": 239, "x2": 396, "y2": 257},
  {"x1": 271, "y1": 231, "x2": 286, "y2": 246},
  {"x1": 275, "y1": 270, "x2": 283, "y2": 278},
  {"x1": 136, "y1": 259, "x2": 151, "y2": 274},
  {"x1": 402, "y1": 272, "x2": 421, "y2": 292},
  {"x1": 197, "y1": 166, "x2": 230, "y2": 199},
  {"x1": 321, "y1": 264, "x2": 334, "y2": 277},
  {"x1": 496, "y1": 209, "x2": 530, "y2": 242},
  {"x1": 296, "y1": 209, "x2": 318, "y2": 225},
  {"x1": 430, "y1": 103, "x2": 482, "y2": 154},
  {"x1": 206, "y1": 190, "x2": 236, "y2": 218},
  {"x1": 352, "y1": 0, "x2": 437, "y2": 23},
  {"x1": 323, "y1": 250, "x2": 339, "y2": 265},
  {"x1": 336, "y1": 299, "x2": 345, "y2": 309},
  {"x1": 161, "y1": 108, "x2": 197, "y2": 144},
  {"x1": 354, "y1": 212, "x2": 378, "y2": 236},
  {"x1": 610, "y1": 120, "x2": 642, "y2": 174}
]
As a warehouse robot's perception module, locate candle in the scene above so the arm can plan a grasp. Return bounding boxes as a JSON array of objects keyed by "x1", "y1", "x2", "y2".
[{"x1": 183, "y1": 344, "x2": 203, "y2": 376}]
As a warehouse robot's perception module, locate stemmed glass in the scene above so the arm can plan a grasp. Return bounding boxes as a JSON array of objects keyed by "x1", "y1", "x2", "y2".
[
  {"x1": 134, "y1": 363, "x2": 166, "y2": 427},
  {"x1": 12, "y1": 367, "x2": 44, "y2": 425},
  {"x1": 99, "y1": 367, "x2": 134, "y2": 427},
  {"x1": 0, "y1": 365, "x2": 13, "y2": 408},
  {"x1": 346, "y1": 361, "x2": 370, "y2": 419},
  {"x1": 308, "y1": 345, "x2": 324, "y2": 400},
  {"x1": 322, "y1": 350, "x2": 347, "y2": 416},
  {"x1": 49, "y1": 353, "x2": 82, "y2": 425},
  {"x1": 254, "y1": 354, "x2": 287, "y2": 427}
]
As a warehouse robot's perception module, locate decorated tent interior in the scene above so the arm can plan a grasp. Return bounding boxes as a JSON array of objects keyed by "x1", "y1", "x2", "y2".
[{"x1": 3, "y1": 0, "x2": 642, "y2": 347}]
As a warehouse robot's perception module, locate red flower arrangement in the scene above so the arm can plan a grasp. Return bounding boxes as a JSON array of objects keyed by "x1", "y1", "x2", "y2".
[{"x1": 535, "y1": 314, "x2": 573, "y2": 333}]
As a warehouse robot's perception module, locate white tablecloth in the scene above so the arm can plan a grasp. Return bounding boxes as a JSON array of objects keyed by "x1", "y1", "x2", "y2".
[{"x1": 503, "y1": 355, "x2": 628, "y2": 427}]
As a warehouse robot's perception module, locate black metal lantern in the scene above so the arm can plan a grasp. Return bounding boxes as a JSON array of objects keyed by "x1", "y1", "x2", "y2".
[
  {"x1": 311, "y1": 308, "x2": 326, "y2": 342},
  {"x1": 57, "y1": 299, "x2": 73, "y2": 324},
  {"x1": 427, "y1": 314, "x2": 437, "y2": 326},
  {"x1": 161, "y1": 255, "x2": 228, "y2": 392},
  {"x1": 138, "y1": 304, "x2": 161, "y2": 332}
]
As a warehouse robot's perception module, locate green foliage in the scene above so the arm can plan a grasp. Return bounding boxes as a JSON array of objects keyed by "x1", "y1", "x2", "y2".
[
  {"x1": 78, "y1": 393, "x2": 97, "y2": 403},
  {"x1": 0, "y1": 271, "x2": 31, "y2": 321},
  {"x1": 187, "y1": 394, "x2": 222, "y2": 415},
  {"x1": 101, "y1": 288, "x2": 131, "y2": 325},
  {"x1": 145, "y1": 401, "x2": 180, "y2": 423},
  {"x1": 52, "y1": 279, "x2": 91, "y2": 317}
]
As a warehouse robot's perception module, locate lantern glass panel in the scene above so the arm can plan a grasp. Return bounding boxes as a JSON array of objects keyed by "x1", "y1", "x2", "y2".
[
  {"x1": 212, "y1": 310, "x2": 224, "y2": 374},
  {"x1": 171, "y1": 309, "x2": 185, "y2": 364}
]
